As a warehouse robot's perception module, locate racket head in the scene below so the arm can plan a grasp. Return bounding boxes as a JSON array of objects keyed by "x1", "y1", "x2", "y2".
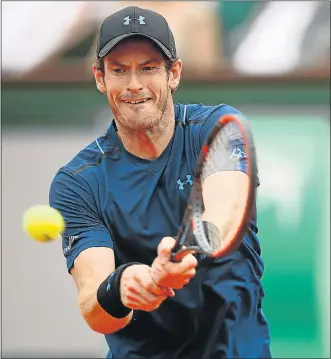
[{"x1": 171, "y1": 114, "x2": 257, "y2": 262}]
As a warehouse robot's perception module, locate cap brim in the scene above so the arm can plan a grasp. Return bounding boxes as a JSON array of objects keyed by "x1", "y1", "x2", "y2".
[{"x1": 98, "y1": 33, "x2": 173, "y2": 59}]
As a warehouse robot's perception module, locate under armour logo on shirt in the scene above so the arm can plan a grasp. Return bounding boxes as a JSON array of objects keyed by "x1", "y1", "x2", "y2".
[
  {"x1": 124, "y1": 15, "x2": 146, "y2": 25},
  {"x1": 177, "y1": 175, "x2": 193, "y2": 190}
]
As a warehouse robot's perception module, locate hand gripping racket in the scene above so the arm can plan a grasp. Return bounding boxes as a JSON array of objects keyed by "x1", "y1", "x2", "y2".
[{"x1": 171, "y1": 114, "x2": 257, "y2": 262}]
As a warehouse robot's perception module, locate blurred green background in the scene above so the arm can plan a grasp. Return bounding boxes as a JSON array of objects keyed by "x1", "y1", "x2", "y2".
[{"x1": 2, "y1": 1, "x2": 330, "y2": 358}]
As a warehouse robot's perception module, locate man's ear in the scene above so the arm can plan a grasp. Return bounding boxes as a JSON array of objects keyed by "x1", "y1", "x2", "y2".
[
  {"x1": 168, "y1": 59, "x2": 182, "y2": 92},
  {"x1": 92, "y1": 63, "x2": 107, "y2": 94}
]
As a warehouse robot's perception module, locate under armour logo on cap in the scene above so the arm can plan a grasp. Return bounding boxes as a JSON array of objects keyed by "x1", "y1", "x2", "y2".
[
  {"x1": 97, "y1": 6, "x2": 176, "y2": 59},
  {"x1": 124, "y1": 15, "x2": 146, "y2": 25}
]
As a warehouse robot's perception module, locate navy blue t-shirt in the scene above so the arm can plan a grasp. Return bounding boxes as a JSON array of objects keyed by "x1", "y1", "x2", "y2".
[{"x1": 49, "y1": 104, "x2": 271, "y2": 359}]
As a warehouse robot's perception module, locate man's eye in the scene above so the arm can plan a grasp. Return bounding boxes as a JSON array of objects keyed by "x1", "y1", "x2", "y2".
[
  {"x1": 142, "y1": 66, "x2": 156, "y2": 72},
  {"x1": 112, "y1": 68, "x2": 124, "y2": 74}
]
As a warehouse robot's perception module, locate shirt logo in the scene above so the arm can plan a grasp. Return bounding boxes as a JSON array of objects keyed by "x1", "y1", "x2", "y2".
[
  {"x1": 63, "y1": 235, "x2": 80, "y2": 255},
  {"x1": 124, "y1": 15, "x2": 146, "y2": 25},
  {"x1": 177, "y1": 175, "x2": 193, "y2": 190}
]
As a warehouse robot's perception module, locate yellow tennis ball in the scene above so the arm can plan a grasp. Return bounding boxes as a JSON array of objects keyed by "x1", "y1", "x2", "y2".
[{"x1": 22, "y1": 205, "x2": 65, "y2": 242}]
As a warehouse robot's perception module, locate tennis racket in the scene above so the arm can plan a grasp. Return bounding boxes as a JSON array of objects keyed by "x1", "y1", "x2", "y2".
[{"x1": 171, "y1": 113, "x2": 257, "y2": 262}]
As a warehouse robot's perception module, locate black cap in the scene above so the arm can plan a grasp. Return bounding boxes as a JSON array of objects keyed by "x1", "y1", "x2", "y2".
[{"x1": 96, "y1": 6, "x2": 177, "y2": 60}]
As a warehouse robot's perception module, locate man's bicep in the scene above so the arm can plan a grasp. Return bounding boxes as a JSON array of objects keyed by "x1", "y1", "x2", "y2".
[
  {"x1": 71, "y1": 247, "x2": 115, "y2": 291},
  {"x1": 203, "y1": 171, "x2": 249, "y2": 212},
  {"x1": 49, "y1": 169, "x2": 114, "y2": 272}
]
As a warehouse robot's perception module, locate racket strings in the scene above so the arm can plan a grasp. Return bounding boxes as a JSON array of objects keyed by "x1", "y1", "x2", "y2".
[
  {"x1": 198, "y1": 121, "x2": 246, "y2": 251},
  {"x1": 191, "y1": 188, "x2": 212, "y2": 252},
  {"x1": 203, "y1": 221, "x2": 222, "y2": 251},
  {"x1": 172, "y1": 115, "x2": 256, "y2": 260},
  {"x1": 201, "y1": 123, "x2": 244, "y2": 182},
  {"x1": 192, "y1": 193, "x2": 224, "y2": 253}
]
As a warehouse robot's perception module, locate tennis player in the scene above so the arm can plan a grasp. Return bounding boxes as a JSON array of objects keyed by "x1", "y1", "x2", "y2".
[{"x1": 49, "y1": 6, "x2": 271, "y2": 359}]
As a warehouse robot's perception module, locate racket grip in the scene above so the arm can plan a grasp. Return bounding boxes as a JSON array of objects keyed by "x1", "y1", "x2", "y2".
[
  {"x1": 170, "y1": 236, "x2": 183, "y2": 262},
  {"x1": 170, "y1": 251, "x2": 182, "y2": 263},
  {"x1": 170, "y1": 231, "x2": 199, "y2": 262},
  {"x1": 170, "y1": 248, "x2": 182, "y2": 262},
  {"x1": 170, "y1": 247, "x2": 197, "y2": 262}
]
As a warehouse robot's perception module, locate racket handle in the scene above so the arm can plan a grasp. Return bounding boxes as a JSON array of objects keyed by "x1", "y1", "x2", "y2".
[
  {"x1": 170, "y1": 247, "x2": 197, "y2": 262},
  {"x1": 170, "y1": 251, "x2": 182, "y2": 263},
  {"x1": 170, "y1": 246, "x2": 182, "y2": 262},
  {"x1": 170, "y1": 235, "x2": 185, "y2": 262}
]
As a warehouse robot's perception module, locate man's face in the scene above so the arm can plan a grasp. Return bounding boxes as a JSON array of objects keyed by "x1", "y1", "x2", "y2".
[{"x1": 94, "y1": 37, "x2": 181, "y2": 131}]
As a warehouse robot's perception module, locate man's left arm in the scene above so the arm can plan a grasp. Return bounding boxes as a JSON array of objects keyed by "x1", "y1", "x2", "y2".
[{"x1": 199, "y1": 105, "x2": 258, "y2": 243}]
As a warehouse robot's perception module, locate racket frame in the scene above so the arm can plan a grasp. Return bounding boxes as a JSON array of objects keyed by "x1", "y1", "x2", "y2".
[{"x1": 170, "y1": 114, "x2": 257, "y2": 262}]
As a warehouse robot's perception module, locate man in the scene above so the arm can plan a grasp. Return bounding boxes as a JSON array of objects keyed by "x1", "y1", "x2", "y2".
[{"x1": 49, "y1": 6, "x2": 271, "y2": 359}]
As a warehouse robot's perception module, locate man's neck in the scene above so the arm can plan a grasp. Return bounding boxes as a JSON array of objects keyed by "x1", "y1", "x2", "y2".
[{"x1": 115, "y1": 114, "x2": 175, "y2": 160}]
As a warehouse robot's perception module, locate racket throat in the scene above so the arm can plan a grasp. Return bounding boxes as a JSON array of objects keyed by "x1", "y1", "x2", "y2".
[{"x1": 171, "y1": 245, "x2": 206, "y2": 262}]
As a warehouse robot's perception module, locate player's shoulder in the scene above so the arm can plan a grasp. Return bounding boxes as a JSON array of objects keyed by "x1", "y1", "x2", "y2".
[
  {"x1": 175, "y1": 103, "x2": 244, "y2": 125},
  {"x1": 52, "y1": 129, "x2": 117, "y2": 183}
]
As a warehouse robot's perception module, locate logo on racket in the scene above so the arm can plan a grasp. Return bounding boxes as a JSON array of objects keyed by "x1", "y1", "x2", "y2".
[
  {"x1": 177, "y1": 175, "x2": 193, "y2": 190},
  {"x1": 230, "y1": 147, "x2": 246, "y2": 159}
]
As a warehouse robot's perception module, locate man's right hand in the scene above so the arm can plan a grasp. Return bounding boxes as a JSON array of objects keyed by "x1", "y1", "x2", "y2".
[
  {"x1": 120, "y1": 264, "x2": 175, "y2": 312},
  {"x1": 151, "y1": 237, "x2": 198, "y2": 290}
]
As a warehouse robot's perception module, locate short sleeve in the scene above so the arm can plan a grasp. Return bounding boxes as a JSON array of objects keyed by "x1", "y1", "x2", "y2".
[
  {"x1": 49, "y1": 168, "x2": 113, "y2": 273},
  {"x1": 199, "y1": 105, "x2": 260, "y2": 186}
]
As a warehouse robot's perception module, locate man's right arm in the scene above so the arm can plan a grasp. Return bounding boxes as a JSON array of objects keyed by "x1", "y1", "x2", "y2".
[
  {"x1": 71, "y1": 246, "x2": 180, "y2": 334},
  {"x1": 49, "y1": 169, "x2": 197, "y2": 335},
  {"x1": 70, "y1": 246, "x2": 133, "y2": 334},
  {"x1": 49, "y1": 169, "x2": 135, "y2": 334}
]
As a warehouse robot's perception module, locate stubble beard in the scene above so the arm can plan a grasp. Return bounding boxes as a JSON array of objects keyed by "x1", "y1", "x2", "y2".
[{"x1": 111, "y1": 87, "x2": 172, "y2": 141}]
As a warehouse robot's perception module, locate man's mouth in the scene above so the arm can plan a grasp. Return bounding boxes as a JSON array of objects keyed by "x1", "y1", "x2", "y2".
[{"x1": 122, "y1": 98, "x2": 151, "y2": 104}]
